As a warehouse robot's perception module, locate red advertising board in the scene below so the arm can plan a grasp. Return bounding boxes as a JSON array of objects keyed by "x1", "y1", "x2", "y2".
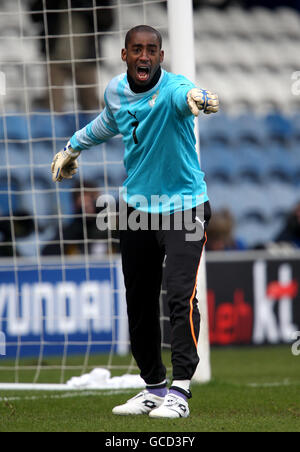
[
  {"x1": 162, "y1": 252, "x2": 300, "y2": 347},
  {"x1": 206, "y1": 254, "x2": 300, "y2": 346}
]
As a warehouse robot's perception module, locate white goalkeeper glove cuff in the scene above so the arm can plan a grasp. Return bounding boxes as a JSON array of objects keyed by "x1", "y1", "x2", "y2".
[
  {"x1": 51, "y1": 141, "x2": 81, "y2": 183},
  {"x1": 187, "y1": 88, "x2": 219, "y2": 116}
]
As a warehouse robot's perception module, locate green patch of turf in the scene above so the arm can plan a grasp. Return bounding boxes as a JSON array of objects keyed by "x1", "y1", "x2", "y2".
[{"x1": 0, "y1": 346, "x2": 300, "y2": 432}]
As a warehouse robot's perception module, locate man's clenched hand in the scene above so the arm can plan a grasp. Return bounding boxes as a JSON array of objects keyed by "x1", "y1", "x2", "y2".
[
  {"x1": 51, "y1": 142, "x2": 80, "y2": 182},
  {"x1": 187, "y1": 88, "x2": 219, "y2": 116}
]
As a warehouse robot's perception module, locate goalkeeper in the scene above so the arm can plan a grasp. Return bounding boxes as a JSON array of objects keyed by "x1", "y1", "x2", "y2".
[{"x1": 52, "y1": 25, "x2": 219, "y2": 419}]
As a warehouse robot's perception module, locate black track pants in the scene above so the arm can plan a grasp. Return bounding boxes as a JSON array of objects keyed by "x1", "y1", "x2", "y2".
[{"x1": 120, "y1": 202, "x2": 211, "y2": 385}]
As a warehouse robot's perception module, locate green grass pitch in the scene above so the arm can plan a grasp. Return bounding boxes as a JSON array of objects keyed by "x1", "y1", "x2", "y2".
[{"x1": 0, "y1": 345, "x2": 300, "y2": 432}]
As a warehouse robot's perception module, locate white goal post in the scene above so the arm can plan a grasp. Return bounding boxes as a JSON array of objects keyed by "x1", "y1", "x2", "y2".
[
  {"x1": 168, "y1": 0, "x2": 211, "y2": 383},
  {"x1": 0, "y1": 0, "x2": 211, "y2": 390}
]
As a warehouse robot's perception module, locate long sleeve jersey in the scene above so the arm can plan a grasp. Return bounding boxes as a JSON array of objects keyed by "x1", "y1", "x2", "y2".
[{"x1": 70, "y1": 69, "x2": 209, "y2": 214}]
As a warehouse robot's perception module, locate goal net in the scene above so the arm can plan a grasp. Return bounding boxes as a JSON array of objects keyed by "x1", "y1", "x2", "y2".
[{"x1": 0, "y1": 0, "x2": 210, "y2": 389}]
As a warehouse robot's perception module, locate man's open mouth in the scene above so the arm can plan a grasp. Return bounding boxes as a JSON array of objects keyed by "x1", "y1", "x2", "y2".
[{"x1": 136, "y1": 66, "x2": 150, "y2": 82}]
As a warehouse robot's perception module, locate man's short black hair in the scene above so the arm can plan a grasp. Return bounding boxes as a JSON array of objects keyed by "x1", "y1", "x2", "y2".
[{"x1": 125, "y1": 25, "x2": 162, "y2": 49}]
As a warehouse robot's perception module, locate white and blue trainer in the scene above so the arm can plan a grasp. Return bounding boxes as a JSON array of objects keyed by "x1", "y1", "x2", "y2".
[
  {"x1": 149, "y1": 393, "x2": 190, "y2": 419},
  {"x1": 112, "y1": 390, "x2": 164, "y2": 416}
]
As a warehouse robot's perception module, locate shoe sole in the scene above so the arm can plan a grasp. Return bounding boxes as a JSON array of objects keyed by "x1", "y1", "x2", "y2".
[
  {"x1": 112, "y1": 407, "x2": 154, "y2": 416},
  {"x1": 112, "y1": 411, "x2": 149, "y2": 416},
  {"x1": 149, "y1": 409, "x2": 189, "y2": 419}
]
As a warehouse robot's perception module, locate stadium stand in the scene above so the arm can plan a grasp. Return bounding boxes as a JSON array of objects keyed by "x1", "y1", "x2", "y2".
[{"x1": 0, "y1": 1, "x2": 299, "y2": 252}]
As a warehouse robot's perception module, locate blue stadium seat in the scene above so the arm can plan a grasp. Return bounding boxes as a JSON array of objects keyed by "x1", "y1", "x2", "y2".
[
  {"x1": 199, "y1": 113, "x2": 237, "y2": 147},
  {"x1": 78, "y1": 112, "x2": 98, "y2": 130},
  {"x1": 207, "y1": 180, "x2": 238, "y2": 212},
  {"x1": 201, "y1": 145, "x2": 239, "y2": 181},
  {"x1": 5, "y1": 144, "x2": 32, "y2": 185},
  {"x1": 234, "y1": 112, "x2": 268, "y2": 145},
  {"x1": 79, "y1": 164, "x2": 107, "y2": 186},
  {"x1": 0, "y1": 171, "x2": 19, "y2": 216},
  {"x1": 1, "y1": 114, "x2": 70, "y2": 143},
  {"x1": 4, "y1": 115, "x2": 29, "y2": 141},
  {"x1": 29, "y1": 113, "x2": 68, "y2": 140},
  {"x1": 31, "y1": 141, "x2": 53, "y2": 165},
  {"x1": 230, "y1": 181, "x2": 272, "y2": 223},
  {"x1": 264, "y1": 112, "x2": 292, "y2": 145},
  {"x1": 51, "y1": 112, "x2": 99, "y2": 141},
  {"x1": 291, "y1": 112, "x2": 300, "y2": 142},
  {"x1": 267, "y1": 145, "x2": 296, "y2": 182},
  {"x1": 265, "y1": 181, "x2": 298, "y2": 218},
  {"x1": 233, "y1": 145, "x2": 270, "y2": 182},
  {"x1": 5, "y1": 142, "x2": 53, "y2": 184},
  {"x1": 79, "y1": 145, "x2": 105, "y2": 165},
  {"x1": 288, "y1": 143, "x2": 300, "y2": 183},
  {"x1": 0, "y1": 117, "x2": 3, "y2": 140},
  {"x1": 6, "y1": 143, "x2": 28, "y2": 165},
  {"x1": 78, "y1": 141, "x2": 125, "y2": 187}
]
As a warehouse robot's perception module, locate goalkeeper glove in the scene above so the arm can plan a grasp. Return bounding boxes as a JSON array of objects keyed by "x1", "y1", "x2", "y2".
[
  {"x1": 51, "y1": 141, "x2": 80, "y2": 182},
  {"x1": 187, "y1": 88, "x2": 219, "y2": 116}
]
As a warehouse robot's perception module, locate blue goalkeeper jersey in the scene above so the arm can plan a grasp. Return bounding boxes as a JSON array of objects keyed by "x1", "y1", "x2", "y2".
[{"x1": 70, "y1": 69, "x2": 209, "y2": 214}]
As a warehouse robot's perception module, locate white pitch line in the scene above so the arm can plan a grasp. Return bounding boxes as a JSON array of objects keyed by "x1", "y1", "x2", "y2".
[
  {"x1": 0, "y1": 389, "x2": 135, "y2": 403},
  {"x1": 1, "y1": 381, "x2": 299, "y2": 403},
  {"x1": 246, "y1": 379, "x2": 293, "y2": 388}
]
